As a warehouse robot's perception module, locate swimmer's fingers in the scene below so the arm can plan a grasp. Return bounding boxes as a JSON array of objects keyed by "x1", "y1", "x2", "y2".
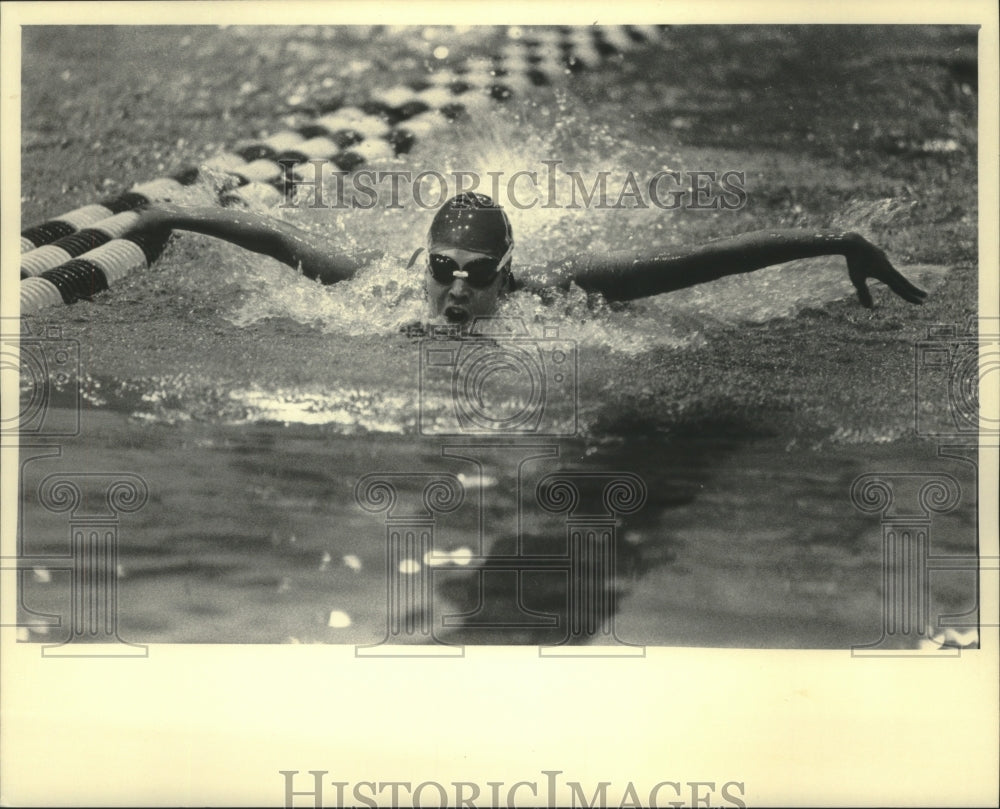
[
  {"x1": 874, "y1": 258, "x2": 928, "y2": 305},
  {"x1": 847, "y1": 245, "x2": 927, "y2": 307},
  {"x1": 850, "y1": 272, "x2": 875, "y2": 308},
  {"x1": 888, "y1": 273, "x2": 928, "y2": 304}
]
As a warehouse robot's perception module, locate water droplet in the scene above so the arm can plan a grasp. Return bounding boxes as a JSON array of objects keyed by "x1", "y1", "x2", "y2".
[
  {"x1": 457, "y1": 472, "x2": 497, "y2": 489},
  {"x1": 327, "y1": 610, "x2": 352, "y2": 628},
  {"x1": 398, "y1": 559, "x2": 421, "y2": 574},
  {"x1": 943, "y1": 628, "x2": 977, "y2": 647},
  {"x1": 423, "y1": 550, "x2": 448, "y2": 567}
]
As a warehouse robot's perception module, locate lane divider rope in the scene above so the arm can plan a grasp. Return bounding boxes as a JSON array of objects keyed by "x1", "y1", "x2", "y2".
[{"x1": 20, "y1": 25, "x2": 666, "y2": 313}]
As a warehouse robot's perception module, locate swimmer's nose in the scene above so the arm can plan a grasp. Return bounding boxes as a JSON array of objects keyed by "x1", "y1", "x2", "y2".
[{"x1": 448, "y1": 277, "x2": 471, "y2": 301}]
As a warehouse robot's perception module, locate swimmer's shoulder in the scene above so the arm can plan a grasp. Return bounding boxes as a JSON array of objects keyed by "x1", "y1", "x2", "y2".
[{"x1": 517, "y1": 253, "x2": 596, "y2": 293}]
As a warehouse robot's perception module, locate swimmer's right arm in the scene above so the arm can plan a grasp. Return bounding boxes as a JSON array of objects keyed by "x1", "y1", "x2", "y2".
[
  {"x1": 127, "y1": 203, "x2": 381, "y2": 284},
  {"x1": 537, "y1": 231, "x2": 926, "y2": 307}
]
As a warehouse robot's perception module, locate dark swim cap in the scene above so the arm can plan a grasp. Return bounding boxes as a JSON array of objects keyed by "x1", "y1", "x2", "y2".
[{"x1": 427, "y1": 192, "x2": 513, "y2": 258}]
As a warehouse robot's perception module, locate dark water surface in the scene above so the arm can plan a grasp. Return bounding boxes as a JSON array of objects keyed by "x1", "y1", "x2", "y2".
[{"x1": 16, "y1": 402, "x2": 978, "y2": 647}]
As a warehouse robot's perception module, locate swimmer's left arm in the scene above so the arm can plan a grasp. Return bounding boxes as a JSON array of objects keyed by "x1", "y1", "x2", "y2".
[
  {"x1": 126, "y1": 203, "x2": 380, "y2": 284},
  {"x1": 551, "y1": 230, "x2": 927, "y2": 307}
]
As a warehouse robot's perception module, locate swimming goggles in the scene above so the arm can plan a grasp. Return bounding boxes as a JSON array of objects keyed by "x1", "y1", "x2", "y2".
[{"x1": 427, "y1": 243, "x2": 514, "y2": 288}]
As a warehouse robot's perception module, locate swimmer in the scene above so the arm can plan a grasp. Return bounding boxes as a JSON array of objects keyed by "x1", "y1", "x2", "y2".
[{"x1": 126, "y1": 191, "x2": 926, "y2": 326}]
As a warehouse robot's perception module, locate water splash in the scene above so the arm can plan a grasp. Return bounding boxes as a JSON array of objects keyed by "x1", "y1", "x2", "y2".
[{"x1": 98, "y1": 81, "x2": 949, "y2": 431}]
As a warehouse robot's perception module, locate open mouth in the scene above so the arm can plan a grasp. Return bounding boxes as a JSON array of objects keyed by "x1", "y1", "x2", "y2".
[{"x1": 444, "y1": 306, "x2": 470, "y2": 324}]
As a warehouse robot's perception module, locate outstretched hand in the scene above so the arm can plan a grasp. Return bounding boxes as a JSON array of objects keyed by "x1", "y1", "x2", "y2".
[{"x1": 845, "y1": 235, "x2": 927, "y2": 308}]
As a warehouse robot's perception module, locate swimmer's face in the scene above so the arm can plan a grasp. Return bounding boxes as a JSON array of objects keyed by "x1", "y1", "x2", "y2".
[{"x1": 425, "y1": 246, "x2": 509, "y2": 326}]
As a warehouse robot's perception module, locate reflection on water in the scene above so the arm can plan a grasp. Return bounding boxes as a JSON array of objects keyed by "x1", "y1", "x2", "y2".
[
  {"x1": 16, "y1": 409, "x2": 978, "y2": 648},
  {"x1": 428, "y1": 431, "x2": 717, "y2": 647}
]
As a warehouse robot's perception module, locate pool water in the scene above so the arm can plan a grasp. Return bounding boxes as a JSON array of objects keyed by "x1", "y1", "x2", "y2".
[
  {"x1": 15, "y1": 406, "x2": 978, "y2": 648},
  {"x1": 15, "y1": 25, "x2": 980, "y2": 648}
]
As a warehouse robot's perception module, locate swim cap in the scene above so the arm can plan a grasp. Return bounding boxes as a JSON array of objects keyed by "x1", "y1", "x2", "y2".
[{"x1": 427, "y1": 192, "x2": 514, "y2": 258}]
